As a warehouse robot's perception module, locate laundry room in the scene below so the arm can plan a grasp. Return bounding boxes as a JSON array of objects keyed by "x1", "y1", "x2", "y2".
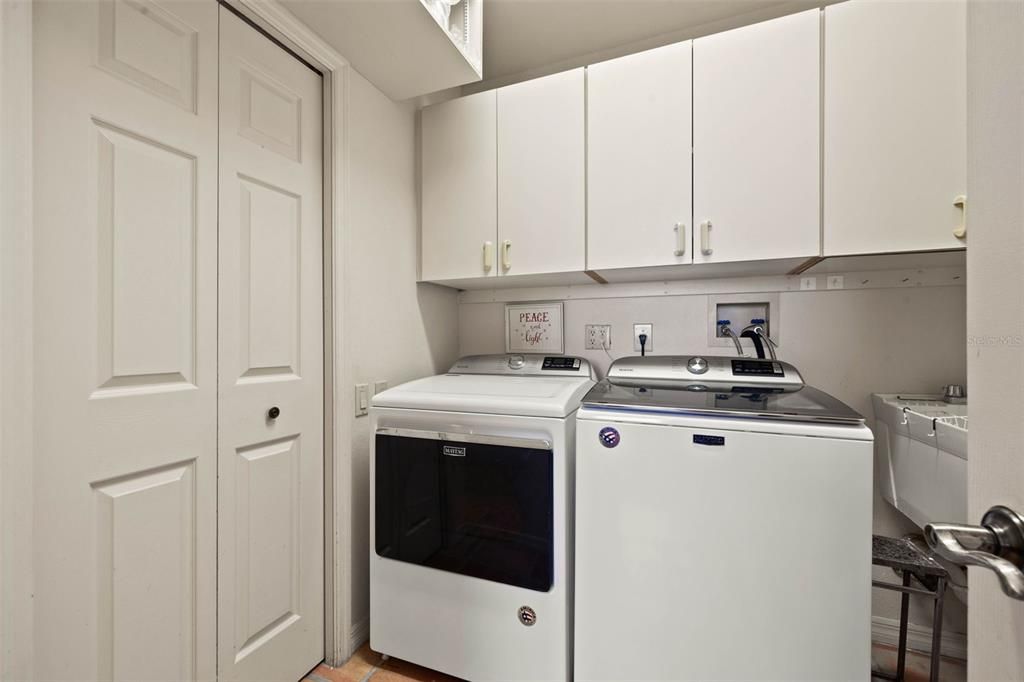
[{"x1": 3, "y1": 1, "x2": 1022, "y2": 682}]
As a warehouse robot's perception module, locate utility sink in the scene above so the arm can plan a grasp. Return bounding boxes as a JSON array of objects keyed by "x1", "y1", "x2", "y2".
[{"x1": 872, "y1": 394, "x2": 968, "y2": 528}]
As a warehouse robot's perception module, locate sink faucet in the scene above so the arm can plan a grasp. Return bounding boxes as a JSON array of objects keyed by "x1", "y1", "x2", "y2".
[
  {"x1": 718, "y1": 320, "x2": 745, "y2": 357},
  {"x1": 740, "y1": 319, "x2": 778, "y2": 361}
]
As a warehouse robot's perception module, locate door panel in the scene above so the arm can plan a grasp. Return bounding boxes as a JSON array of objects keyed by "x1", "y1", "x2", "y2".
[
  {"x1": 218, "y1": 8, "x2": 325, "y2": 681},
  {"x1": 420, "y1": 91, "x2": 498, "y2": 281},
  {"x1": 497, "y1": 68, "x2": 586, "y2": 276},
  {"x1": 693, "y1": 10, "x2": 820, "y2": 264},
  {"x1": 33, "y1": 1, "x2": 218, "y2": 679},
  {"x1": 587, "y1": 42, "x2": 693, "y2": 271},
  {"x1": 964, "y1": 1, "x2": 1024, "y2": 677},
  {"x1": 824, "y1": 0, "x2": 966, "y2": 256}
]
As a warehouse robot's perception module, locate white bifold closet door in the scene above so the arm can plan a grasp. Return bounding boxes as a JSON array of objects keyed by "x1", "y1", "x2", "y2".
[
  {"x1": 32, "y1": 2, "x2": 324, "y2": 681},
  {"x1": 217, "y1": 6, "x2": 324, "y2": 681},
  {"x1": 33, "y1": 1, "x2": 220, "y2": 679}
]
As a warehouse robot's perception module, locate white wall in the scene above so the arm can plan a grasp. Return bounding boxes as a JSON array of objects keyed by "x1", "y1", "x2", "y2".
[
  {"x1": 459, "y1": 281, "x2": 968, "y2": 641},
  {"x1": 344, "y1": 70, "x2": 460, "y2": 643},
  {"x1": 344, "y1": 71, "x2": 461, "y2": 642}
]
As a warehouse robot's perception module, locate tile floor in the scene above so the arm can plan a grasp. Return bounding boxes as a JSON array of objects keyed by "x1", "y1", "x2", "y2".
[
  {"x1": 305, "y1": 643, "x2": 462, "y2": 682},
  {"x1": 871, "y1": 643, "x2": 966, "y2": 682},
  {"x1": 306, "y1": 641, "x2": 966, "y2": 682}
]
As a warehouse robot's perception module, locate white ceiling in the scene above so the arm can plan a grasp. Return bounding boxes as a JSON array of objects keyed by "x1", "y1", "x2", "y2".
[{"x1": 479, "y1": 0, "x2": 825, "y2": 83}]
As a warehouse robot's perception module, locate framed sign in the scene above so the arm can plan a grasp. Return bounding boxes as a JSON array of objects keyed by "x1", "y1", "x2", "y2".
[{"x1": 505, "y1": 302, "x2": 564, "y2": 354}]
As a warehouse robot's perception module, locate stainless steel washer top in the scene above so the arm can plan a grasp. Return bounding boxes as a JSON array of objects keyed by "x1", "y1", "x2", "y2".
[{"x1": 584, "y1": 355, "x2": 864, "y2": 425}]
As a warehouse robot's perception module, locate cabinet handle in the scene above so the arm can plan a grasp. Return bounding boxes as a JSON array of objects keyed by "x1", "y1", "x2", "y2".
[
  {"x1": 482, "y1": 241, "x2": 494, "y2": 271},
  {"x1": 501, "y1": 240, "x2": 512, "y2": 271},
  {"x1": 700, "y1": 221, "x2": 713, "y2": 256},
  {"x1": 673, "y1": 222, "x2": 686, "y2": 257},
  {"x1": 953, "y1": 195, "x2": 967, "y2": 240}
]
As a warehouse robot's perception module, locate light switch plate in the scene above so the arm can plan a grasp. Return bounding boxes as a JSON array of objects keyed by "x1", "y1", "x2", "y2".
[
  {"x1": 355, "y1": 383, "x2": 369, "y2": 417},
  {"x1": 800, "y1": 276, "x2": 817, "y2": 291},
  {"x1": 633, "y1": 323, "x2": 653, "y2": 352},
  {"x1": 373, "y1": 380, "x2": 388, "y2": 395},
  {"x1": 827, "y1": 275, "x2": 845, "y2": 290}
]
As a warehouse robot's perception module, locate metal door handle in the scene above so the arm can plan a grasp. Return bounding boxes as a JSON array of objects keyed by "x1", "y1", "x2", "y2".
[
  {"x1": 925, "y1": 505, "x2": 1024, "y2": 600},
  {"x1": 700, "y1": 220, "x2": 713, "y2": 256},
  {"x1": 674, "y1": 222, "x2": 686, "y2": 257},
  {"x1": 952, "y1": 194, "x2": 967, "y2": 240},
  {"x1": 483, "y1": 241, "x2": 494, "y2": 271}
]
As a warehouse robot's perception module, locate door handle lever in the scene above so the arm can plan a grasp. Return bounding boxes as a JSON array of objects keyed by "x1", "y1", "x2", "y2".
[{"x1": 925, "y1": 505, "x2": 1024, "y2": 600}]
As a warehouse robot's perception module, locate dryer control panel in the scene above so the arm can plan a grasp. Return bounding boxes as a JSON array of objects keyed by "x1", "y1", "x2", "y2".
[{"x1": 450, "y1": 354, "x2": 594, "y2": 379}]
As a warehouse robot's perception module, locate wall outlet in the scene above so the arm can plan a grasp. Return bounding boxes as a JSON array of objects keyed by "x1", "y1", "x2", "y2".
[
  {"x1": 585, "y1": 324, "x2": 611, "y2": 350},
  {"x1": 355, "y1": 383, "x2": 369, "y2": 417},
  {"x1": 800, "y1": 276, "x2": 817, "y2": 291},
  {"x1": 633, "y1": 323, "x2": 653, "y2": 352},
  {"x1": 827, "y1": 275, "x2": 845, "y2": 290}
]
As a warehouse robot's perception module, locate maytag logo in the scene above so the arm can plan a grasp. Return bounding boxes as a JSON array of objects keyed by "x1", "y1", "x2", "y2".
[{"x1": 443, "y1": 445, "x2": 467, "y2": 457}]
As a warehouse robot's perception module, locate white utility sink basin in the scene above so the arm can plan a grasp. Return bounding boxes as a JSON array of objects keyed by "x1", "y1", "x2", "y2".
[{"x1": 872, "y1": 394, "x2": 968, "y2": 528}]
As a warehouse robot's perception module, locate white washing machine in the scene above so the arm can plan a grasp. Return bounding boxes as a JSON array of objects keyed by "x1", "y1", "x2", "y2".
[
  {"x1": 575, "y1": 355, "x2": 873, "y2": 681},
  {"x1": 370, "y1": 354, "x2": 594, "y2": 681}
]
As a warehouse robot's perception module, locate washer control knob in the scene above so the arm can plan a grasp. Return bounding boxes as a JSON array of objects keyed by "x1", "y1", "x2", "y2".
[
  {"x1": 687, "y1": 356, "x2": 709, "y2": 375},
  {"x1": 508, "y1": 355, "x2": 525, "y2": 370}
]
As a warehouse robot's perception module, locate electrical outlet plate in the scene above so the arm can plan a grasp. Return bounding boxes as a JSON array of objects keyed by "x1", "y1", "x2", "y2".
[
  {"x1": 633, "y1": 323, "x2": 653, "y2": 352},
  {"x1": 373, "y1": 380, "x2": 388, "y2": 395},
  {"x1": 585, "y1": 324, "x2": 611, "y2": 350}
]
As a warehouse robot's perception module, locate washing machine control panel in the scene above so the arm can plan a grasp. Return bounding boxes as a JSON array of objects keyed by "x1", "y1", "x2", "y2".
[
  {"x1": 606, "y1": 355, "x2": 803, "y2": 387},
  {"x1": 731, "y1": 359, "x2": 785, "y2": 377}
]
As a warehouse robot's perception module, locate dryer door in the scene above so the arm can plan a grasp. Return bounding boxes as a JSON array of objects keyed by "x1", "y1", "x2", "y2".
[{"x1": 374, "y1": 429, "x2": 554, "y2": 592}]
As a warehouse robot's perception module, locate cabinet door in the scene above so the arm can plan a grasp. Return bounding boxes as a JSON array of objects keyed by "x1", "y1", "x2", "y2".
[
  {"x1": 421, "y1": 90, "x2": 497, "y2": 281},
  {"x1": 497, "y1": 68, "x2": 585, "y2": 276},
  {"x1": 824, "y1": 1, "x2": 966, "y2": 256},
  {"x1": 693, "y1": 10, "x2": 820, "y2": 264},
  {"x1": 587, "y1": 42, "x2": 693, "y2": 271}
]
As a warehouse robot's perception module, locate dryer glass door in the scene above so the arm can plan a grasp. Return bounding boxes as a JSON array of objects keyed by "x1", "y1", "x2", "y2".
[{"x1": 375, "y1": 431, "x2": 554, "y2": 592}]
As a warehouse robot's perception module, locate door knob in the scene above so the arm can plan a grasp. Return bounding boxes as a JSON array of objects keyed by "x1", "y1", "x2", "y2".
[
  {"x1": 267, "y1": 406, "x2": 280, "y2": 420},
  {"x1": 925, "y1": 505, "x2": 1024, "y2": 600}
]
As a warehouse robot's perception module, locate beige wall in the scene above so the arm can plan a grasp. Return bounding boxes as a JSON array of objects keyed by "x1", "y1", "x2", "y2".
[
  {"x1": 460, "y1": 283, "x2": 968, "y2": 639},
  {"x1": 345, "y1": 71, "x2": 460, "y2": 638}
]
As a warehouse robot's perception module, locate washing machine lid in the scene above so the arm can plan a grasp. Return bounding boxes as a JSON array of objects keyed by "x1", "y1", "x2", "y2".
[
  {"x1": 582, "y1": 379, "x2": 864, "y2": 425},
  {"x1": 372, "y1": 371, "x2": 595, "y2": 418}
]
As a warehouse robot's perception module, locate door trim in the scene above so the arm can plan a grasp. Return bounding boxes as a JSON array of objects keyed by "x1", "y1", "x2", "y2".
[
  {"x1": 0, "y1": 0, "x2": 357, "y2": 675},
  {"x1": 0, "y1": 2, "x2": 35, "y2": 679},
  {"x1": 224, "y1": 0, "x2": 354, "y2": 667}
]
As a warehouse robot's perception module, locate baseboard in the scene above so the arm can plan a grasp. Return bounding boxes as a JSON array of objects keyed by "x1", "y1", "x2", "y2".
[
  {"x1": 348, "y1": 617, "x2": 370, "y2": 655},
  {"x1": 872, "y1": 616, "x2": 967, "y2": 661}
]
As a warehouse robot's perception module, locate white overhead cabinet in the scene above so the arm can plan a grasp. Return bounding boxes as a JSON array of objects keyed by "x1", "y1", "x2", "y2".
[
  {"x1": 587, "y1": 42, "x2": 693, "y2": 272},
  {"x1": 497, "y1": 68, "x2": 586, "y2": 276},
  {"x1": 693, "y1": 10, "x2": 821, "y2": 265},
  {"x1": 421, "y1": 90, "x2": 497, "y2": 281},
  {"x1": 824, "y1": 0, "x2": 966, "y2": 256}
]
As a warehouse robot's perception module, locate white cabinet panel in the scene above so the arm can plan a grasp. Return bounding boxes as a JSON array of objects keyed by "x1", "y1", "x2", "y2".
[
  {"x1": 587, "y1": 42, "x2": 693, "y2": 271},
  {"x1": 421, "y1": 90, "x2": 497, "y2": 281},
  {"x1": 824, "y1": 0, "x2": 966, "y2": 256},
  {"x1": 693, "y1": 10, "x2": 820, "y2": 264},
  {"x1": 497, "y1": 68, "x2": 586, "y2": 276}
]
